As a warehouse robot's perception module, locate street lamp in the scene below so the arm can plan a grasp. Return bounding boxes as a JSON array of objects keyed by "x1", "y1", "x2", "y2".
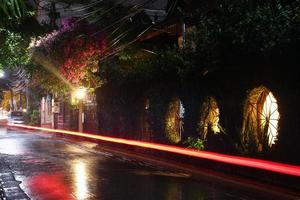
[
  {"x1": 0, "y1": 70, "x2": 4, "y2": 78},
  {"x1": 74, "y1": 87, "x2": 86, "y2": 132}
]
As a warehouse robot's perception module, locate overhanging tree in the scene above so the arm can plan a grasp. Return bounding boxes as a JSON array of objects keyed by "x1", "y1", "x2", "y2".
[
  {"x1": 0, "y1": 0, "x2": 26, "y2": 18},
  {"x1": 188, "y1": 0, "x2": 300, "y2": 69}
]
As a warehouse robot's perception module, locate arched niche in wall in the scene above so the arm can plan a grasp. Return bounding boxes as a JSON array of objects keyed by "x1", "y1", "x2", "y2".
[
  {"x1": 198, "y1": 96, "x2": 221, "y2": 140},
  {"x1": 165, "y1": 97, "x2": 185, "y2": 144},
  {"x1": 242, "y1": 86, "x2": 280, "y2": 152}
]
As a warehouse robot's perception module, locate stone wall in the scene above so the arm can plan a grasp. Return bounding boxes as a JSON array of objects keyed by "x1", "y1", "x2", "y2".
[{"x1": 95, "y1": 64, "x2": 300, "y2": 163}]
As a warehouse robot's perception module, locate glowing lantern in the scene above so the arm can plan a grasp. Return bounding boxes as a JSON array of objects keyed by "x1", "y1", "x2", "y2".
[
  {"x1": 260, "y1": 92, "x2": 280, "y2": 147},
  {"x1": 74, "y1": 87, "x2": 87, "y2": 100},
  {"x1": 242, "y1": 87, "x2": 280, "y2": 152}
]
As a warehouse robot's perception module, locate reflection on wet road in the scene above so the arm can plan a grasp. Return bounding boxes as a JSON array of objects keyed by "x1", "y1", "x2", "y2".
[{"x1": 0, "y1": 127, "x2": 295, "y2": 200}]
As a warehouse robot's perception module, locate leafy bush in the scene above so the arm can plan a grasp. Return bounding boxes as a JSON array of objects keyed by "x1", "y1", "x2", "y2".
[
  {"x1": 183, "y1": 137, "x2": 205, "y2": 150},
  {"x1": 24, "y1": 109, "x2": 40, "y2": 126},
  {"x1": 188, "y1": 0, "x2": 300, "y2": 67},
  {"x1": 165, "y1": 98, "x2": 181, "y2": 144},
  {"x1": 30, "y1": 109, "x2": 40, "y2": 125}
]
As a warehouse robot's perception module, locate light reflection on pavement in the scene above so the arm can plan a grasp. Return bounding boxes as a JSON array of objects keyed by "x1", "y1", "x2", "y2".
[
  {"x1": 72, "y1": 160, "x2": 89, "y2": 199},
  {"x1": 0, "y1": 127, "x2": 297, "y2": 200}
]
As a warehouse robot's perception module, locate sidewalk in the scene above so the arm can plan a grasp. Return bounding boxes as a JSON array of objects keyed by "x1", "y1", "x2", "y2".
[{"x1": 0, "y1": 157, "x2": 29, "y2": 200}]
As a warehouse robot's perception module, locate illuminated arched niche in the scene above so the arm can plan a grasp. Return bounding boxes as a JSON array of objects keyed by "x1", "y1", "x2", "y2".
[
  {"x1": 165, "y1": 97, "x2": 185, "y2": 144},
  {"x1": 198, "y1": 96, "x2": 221, "y2": 140},
  {"x1": 242, "y1": 86, "x2": 280, "y2": 152}
]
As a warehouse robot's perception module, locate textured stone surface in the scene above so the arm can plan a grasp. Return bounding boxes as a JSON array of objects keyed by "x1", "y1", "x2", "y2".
[{"x1": 0, "y1": 158, "x2": 29, "y2": 200}]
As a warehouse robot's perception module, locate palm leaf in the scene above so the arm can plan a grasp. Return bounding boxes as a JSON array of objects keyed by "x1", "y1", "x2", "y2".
[
  {"x1": 10, "y1": 0, "x2": 18, "y2": 17},
  {"x1": 0, "y1": 0, "x2": 26, "y2": 18},
  {"x1": 13, "y1": 0, "x2": 22, "y2": 17},
  {"x1": 0, "y1": 0, "x2": 9, "y2": 16}
]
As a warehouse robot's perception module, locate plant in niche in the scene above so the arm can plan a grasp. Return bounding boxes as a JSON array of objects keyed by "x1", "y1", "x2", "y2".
[
  {"x1": 183, "y1": 137, "x2": 205, "y2": 150},
  {"x1": 165, "y1": 98, "x2": 184, "y2": 144},
  {"x1": 198, "y1": 97, "x2": 221, "y2": 140}
]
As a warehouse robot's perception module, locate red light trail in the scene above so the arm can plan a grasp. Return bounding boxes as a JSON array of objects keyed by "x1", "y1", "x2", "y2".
[{"x1": 8, "y1": 124, "x2": 300, "y2": 177}]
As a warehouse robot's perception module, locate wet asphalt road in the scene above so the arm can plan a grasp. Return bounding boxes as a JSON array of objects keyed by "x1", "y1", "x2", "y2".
[{"x1": 0, "y1": 127, "x2": 297, "y2": 200}]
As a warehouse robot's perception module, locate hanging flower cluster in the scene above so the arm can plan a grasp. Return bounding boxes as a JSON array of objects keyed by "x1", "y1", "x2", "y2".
[
  {"x1": 30, "y1": 18, "x2": 106, "y2": 87},
  {"x1": 29, "y1": 19, "x2": 76, "y2": 56},
  {"x1": 60, "y1": 31, "x2": 106, "y2": 85}
]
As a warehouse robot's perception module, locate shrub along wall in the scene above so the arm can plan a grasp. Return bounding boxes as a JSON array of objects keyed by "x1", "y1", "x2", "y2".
[{"x1": 95, "y1": 47, "x2": 300, "y2": 164}]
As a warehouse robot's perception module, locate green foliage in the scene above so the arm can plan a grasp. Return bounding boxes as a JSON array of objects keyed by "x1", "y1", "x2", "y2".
[
  {"x1": 0, "y1": 0, "x2": 27, "y2": 19},
  {"x1": 0, "y1": 28, "x2": 29, "y2": 69},
  {"x1": 183, "y1": 137, "x2": 205, "y2": 150},
  {"x1": 100, "y1": 46, "x2": 192, "y2": 86},
  {"x1": 29, "y1": 109, "x2": 40, "y2": 125},
  {"x1": 25, "y1": 109, "x2": 40, "y2": 126},
  {"x1": 0, "y1": 0, "x2": 34, "y2": 30},
  {"x1": 188, "y1": 0, "x2": 300, "y2": 67},
  {"x1": 98, "y1": 46, "x2": 193, "y2": 140}
]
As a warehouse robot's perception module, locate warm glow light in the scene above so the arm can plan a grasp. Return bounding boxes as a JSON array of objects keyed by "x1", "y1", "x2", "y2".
[
  {"x1": 211, "y1": 108, "x2": 220, "y2": 133},
  {"x1": 8, "y1": 124, "x2": 300, "y2": 177},
  {"x1": 165, "y1": 99, "x2": 184, "y2": 143},
  {"x1": 261, "y1": 92, "x2": 280, "y2": 146},
  {"x1": 74, "y1": 87, "x2": 87, "y2": 100},
  {"x1": 73, "y1": 161, "x2": 88, "y2": 199},
  {"x1": 199, "y1": 97, "x2": 220, "y2": 138},
  {"x1": 0, "y1": 70, "x2": 4, "y2": 78}
]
